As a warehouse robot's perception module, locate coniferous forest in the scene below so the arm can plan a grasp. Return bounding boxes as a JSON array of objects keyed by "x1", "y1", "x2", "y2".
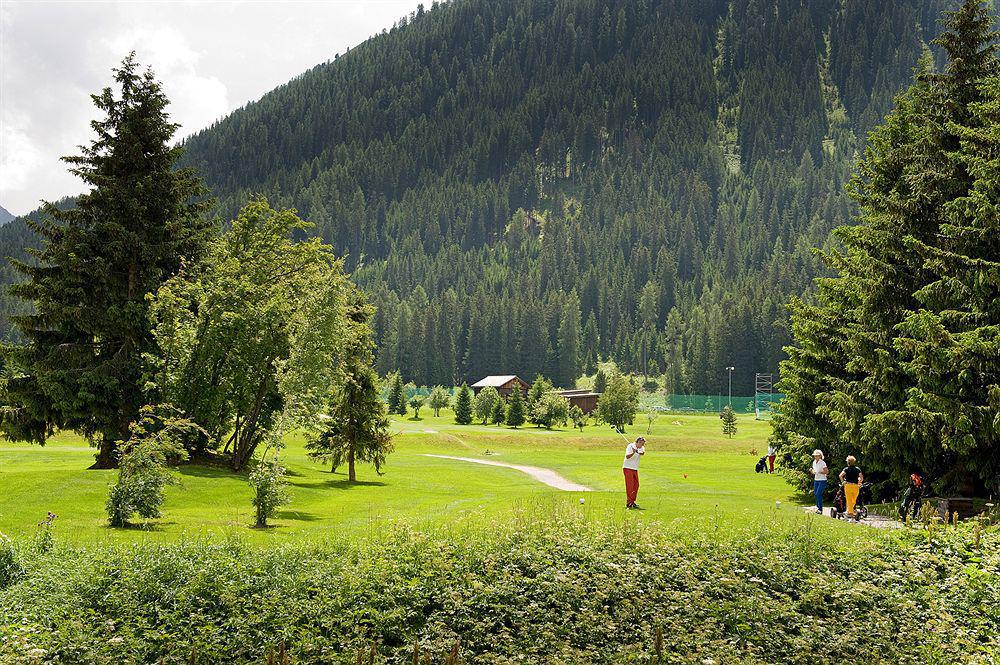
[{"x1": 0, "y1": 0, "x2": 954, "y2": 395}]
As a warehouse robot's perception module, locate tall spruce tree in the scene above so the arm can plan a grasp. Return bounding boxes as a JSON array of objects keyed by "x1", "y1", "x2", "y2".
[
  {"x1": 772, "y1": 0, "x2": 999, "y2": 495},
  {"x1": 386, "y1": 372, "x2": 407, "y2": 415},
  {"x1": 890, "y1": 73, "x2": 1000, "y2": 494},
  {"x1": 557, "y1": 294, "x2": 582, "y2": 389},
  {"x1": 1, "y1": 54, "x2": 210, "y2": 467},
  {"x1": 505, "y1": 385, "x2": 526, "y2": 428},
  {"x1": 306, "y1": 293, "x2": 393, "y2": 481},
  {"x1": 453, "y1": 383, "x2": 473, "y2": 425}
]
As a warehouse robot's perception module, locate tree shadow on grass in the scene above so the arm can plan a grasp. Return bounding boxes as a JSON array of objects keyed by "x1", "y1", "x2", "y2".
[
  {"x1": 176, "y1": 464, "x2": 304, "y2": 479},
  {"x1": 275, "y1": 510, "x2": 324, "y2": 522},
  {"x1": 105, "y1": 521, "x2": 178, "y2": 532},
  {"x1": 294, "y1": 478, "x2": 387, "y2": 490},
  {"x1": 178, "y1": 465, "x2": 244, "y2": 479}
]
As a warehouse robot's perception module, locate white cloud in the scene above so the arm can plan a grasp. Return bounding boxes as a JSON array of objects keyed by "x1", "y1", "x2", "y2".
[
  {"x1": 0, "y1": 108, "x2": 43, "y2": 192},
  {"x1": 0, "y1": 0, "x2": 421, "y2": 216},
  {"x1": 102, "y1": 26, "x2": 231, "y2": 134}
]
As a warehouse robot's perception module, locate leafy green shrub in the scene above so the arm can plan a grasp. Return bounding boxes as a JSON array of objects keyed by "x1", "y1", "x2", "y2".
[
  {"x1": 106, "y1": 405, "x2": 198, "y2": 527},
  {"x1": 531, "y1": 392, "x2": 569, "y2": 429},
  {"x1": 0, "y1": 513, "x2": 996, "y2": 663},
  {"x1": 249, "y1": 457, "x2": 290, "y2": 528},
  {"x1": 0, "y1": 534, "x2": 21, "y2": 588}
]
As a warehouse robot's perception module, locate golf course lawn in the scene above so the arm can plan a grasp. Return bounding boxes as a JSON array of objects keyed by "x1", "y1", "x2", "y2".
[{"x1": 0, "y1": 411, "x2": 838, "y2": 544}]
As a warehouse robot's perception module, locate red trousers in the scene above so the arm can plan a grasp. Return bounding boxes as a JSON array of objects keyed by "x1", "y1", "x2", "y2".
[
  {"x1": 768, "y1": 455, "x2": 775, "y2": 473},
  {"x1": 623, "y1": 468, "x2": 639, "y2": 505}
]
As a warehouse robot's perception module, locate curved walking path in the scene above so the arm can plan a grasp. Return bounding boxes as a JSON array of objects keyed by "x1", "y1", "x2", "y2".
[{"x1": 422, "y1": 454, "x2": 592, "y2": 492}]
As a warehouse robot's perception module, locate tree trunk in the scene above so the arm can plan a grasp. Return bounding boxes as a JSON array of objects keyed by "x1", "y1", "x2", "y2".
[
  {"x1": 348, "y1": 447, "x2": 356, "y2": 482},
  {"x1": 90, "y1": 436, "x2": 118, "y2": 469}
]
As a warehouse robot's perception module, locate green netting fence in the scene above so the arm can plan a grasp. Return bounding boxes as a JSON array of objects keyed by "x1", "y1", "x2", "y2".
[{"x1": 638, "y1": 393, "x2": 783, "y2": 415}]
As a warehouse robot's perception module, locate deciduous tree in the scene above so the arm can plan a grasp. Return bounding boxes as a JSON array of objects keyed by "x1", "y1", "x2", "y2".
[
  {"x1": 427, "y1": 385, "x2": 450, "y2": 417},
  {"x1": 473, "y1": 386, "x2": 500, "y2": 424},
  {"x1": 149, "y1": 198, "x2": 349, "y2": 470},
  {"x1": 595, "y1": 373, "x2": 639, "y2": 431}
]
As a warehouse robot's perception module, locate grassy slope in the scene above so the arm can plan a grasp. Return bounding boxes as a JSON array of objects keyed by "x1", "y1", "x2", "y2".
[{"x1": 0, "y1": 411, "x2": 829, "y2": 544}]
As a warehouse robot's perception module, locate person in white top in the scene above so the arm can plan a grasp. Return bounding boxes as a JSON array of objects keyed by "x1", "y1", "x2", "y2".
[
  {"x1": 767, "y1": 444, "x2": 777, "y2": 474},
  {"x1": 622, "y1": 437, "x2": 645, "y2": 509},
  {"x1": 810, "y1": 449, "x2": 829, "y2": 514}
]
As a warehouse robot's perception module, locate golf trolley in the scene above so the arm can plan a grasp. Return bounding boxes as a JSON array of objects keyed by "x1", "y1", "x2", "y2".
[{"x1": 830, "y1": 482, "x2": 871, "y2": 520}]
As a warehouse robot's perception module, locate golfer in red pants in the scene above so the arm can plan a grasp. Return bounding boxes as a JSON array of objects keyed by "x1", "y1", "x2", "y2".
[{"x1": 623, "y1": 436, "x2": 645, "y2": 509}]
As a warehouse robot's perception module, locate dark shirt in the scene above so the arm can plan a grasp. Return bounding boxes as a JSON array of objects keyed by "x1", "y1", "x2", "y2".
[{"x1": 842, "y1": 466, "x2": 862, "y2": 484}]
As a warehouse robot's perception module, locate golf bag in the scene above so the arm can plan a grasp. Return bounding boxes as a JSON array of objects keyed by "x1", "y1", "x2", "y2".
[
  {"x1": 898, "y1": 474, "x2": 925, "y2": 519},
  {"x1": 755, "y1": 456, "x2": 768, "y2": 473},
  {"x1": 830, "y1": 482, "x2": 870, "y2": 520}
]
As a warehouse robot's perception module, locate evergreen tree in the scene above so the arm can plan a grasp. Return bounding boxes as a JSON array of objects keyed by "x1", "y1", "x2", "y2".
[
  {"x1": 453, "y1": 383, "x2": 473, "y2": 425},
  {"x1": 505, "y1": 385, "x2": 526, "y2": 428},
  {"x1": 490, "y1": 394, "x2": 507, "y2": 425},
  {"x1": 0, "y1": 54, "x2": 211, "y2": 467},
  {"x1": 386, "y1": 372, "x2": 407, "y2": 415},
  {"x1": 556, "y1": 294, "x2": 582, "y2": 388},
  {"x1": 721, "y1": 405, "x2": 738, "y2": 438},
  {"x1": 594, "y1": 368, "x2": 608, "y2": 394},
  {"x1": 306, "y1": 302, "x2": 394, "y2": 481},
  {"x1": 773, "y1": 0, "x2": 1000, "y2": 495},
  {"x1": 886, "y1": 7, "x2": 1000, "y2": 495},
  {"x1": 581, "y1": 314, "x2": 600, "y2": 374}
]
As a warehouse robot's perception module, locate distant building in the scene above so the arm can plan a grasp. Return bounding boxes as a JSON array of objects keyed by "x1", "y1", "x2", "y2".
[
  {"x1": 471, "y1": 375, "x2": 529, "y2": 397},
  {"x1": 558, "y1": 389, "x2": 601, "y2": 414}
]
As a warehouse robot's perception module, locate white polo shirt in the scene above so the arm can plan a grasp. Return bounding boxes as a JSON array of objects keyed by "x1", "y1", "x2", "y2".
[
  {"x1": 812, "y1": 459, "x2": 828, "y2": 481},
  {"x1": 623, "y1": 443, "x2": 644, "y2": 470}
]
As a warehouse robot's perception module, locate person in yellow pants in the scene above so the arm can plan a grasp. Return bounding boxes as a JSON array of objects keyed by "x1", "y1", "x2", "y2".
[{"x1": 839, "y1": 455, "x2": 864, "y2": 519}]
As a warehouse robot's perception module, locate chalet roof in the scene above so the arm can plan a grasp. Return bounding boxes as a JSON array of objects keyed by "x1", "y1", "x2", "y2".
[
  {"x1": 472, "y1": 375, "x2": 525, "y2": 388},
  {"x1": 558, "y1": 389, "x2": 595, "y2": 396}
]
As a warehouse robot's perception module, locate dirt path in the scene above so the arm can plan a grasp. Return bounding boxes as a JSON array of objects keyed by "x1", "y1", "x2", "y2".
[
  {"x1": 802, "y1": 506, "x2": 903, "y2": 529},
  {"x1": 423, "y1": 454, "x2": 592, "y2": 492}
]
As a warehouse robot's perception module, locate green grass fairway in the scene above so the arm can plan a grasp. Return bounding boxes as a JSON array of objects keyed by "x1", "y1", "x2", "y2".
[{"x1": 0, "y1": 411, "x2": 826, "y2": 544}]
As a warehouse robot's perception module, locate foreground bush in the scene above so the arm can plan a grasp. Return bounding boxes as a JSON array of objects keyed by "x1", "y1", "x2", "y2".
[{"x1": 0, "y1": 514, "x2": 997, "y2": 664}]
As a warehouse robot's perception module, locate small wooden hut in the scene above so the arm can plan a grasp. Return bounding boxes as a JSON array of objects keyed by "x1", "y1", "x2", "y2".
[
  {"x1": 557, "y1": 389, "x2": 601, "y2": 414},
  {"x1": 471, "y1": 375, "x2": 530, "y2": 398}
]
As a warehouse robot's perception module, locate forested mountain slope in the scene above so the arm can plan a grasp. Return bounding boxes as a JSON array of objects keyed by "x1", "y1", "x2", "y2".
[{"x1": 0, "y1": 0, "x2": 951, "y2": 394}]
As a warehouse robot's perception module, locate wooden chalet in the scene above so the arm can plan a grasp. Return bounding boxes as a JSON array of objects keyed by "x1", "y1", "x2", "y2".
[
  {"x1": 471, "y1": 375, "x2": 530, "y2": 397},
  {"x1": 557, "y1": 389, "x2": 602, "y2": 414}
]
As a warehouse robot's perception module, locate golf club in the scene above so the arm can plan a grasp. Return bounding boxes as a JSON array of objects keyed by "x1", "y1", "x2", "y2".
[{"x1": 611, "y1": 425, "x2": 632, "y2": 444}]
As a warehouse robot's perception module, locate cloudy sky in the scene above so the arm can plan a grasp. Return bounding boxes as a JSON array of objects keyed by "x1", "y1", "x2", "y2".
[{"x1": 0, "y1": 0, "x2": 421, "y2": 216}]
